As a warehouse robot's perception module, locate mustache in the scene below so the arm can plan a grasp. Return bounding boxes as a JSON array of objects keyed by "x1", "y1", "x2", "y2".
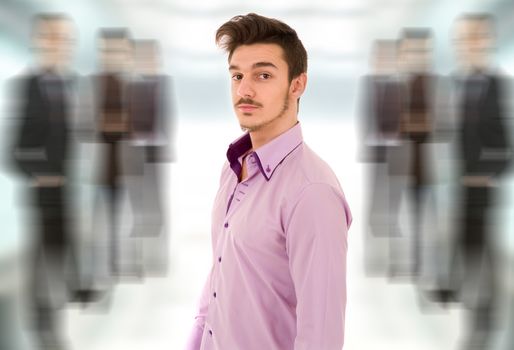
[{"x1": 235, "y1": 98, "x2": 263, "y2": 108}]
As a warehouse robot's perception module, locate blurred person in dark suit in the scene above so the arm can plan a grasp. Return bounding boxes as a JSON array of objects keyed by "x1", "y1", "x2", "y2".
[
  {"x1": 9, "y1": 13, "x2": 92, "y2": 349},
  {"x1": 394, "y1": 28, "x2": 438, "y2": 281},
  {"x1": 91, "y1": 28, "x2": 133, "y2": 279},
  {"x1": 434, "y1": 14, "x2": 511, "y2": 350},
  {"x1": 358, "y1": 40, "x2": 403, "y2": 276},
  {"x1": 127, "y1": 39, "x2": 174, "y2": 276}
]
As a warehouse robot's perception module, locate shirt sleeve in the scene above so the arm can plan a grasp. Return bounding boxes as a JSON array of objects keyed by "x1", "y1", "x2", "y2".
[
  {"x1": 184, "y1": 271, "x2": 212, "y2": 350},
  {"x1": 285, "y1": 183, "x2": 351, "y2": 350}
]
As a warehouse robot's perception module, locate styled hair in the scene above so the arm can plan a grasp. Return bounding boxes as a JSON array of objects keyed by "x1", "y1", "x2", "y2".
[
  {"x1": 458, "y1": 13, "x2": 495, "y2": 25},
  {"x1": 32, "y1": 13, "x2": 71, "y2": 36},
  {"x1": 400, "y1": 28, "x2": 432, "y2": 42},
  {"x1": 215, "y1": 13, "x2": 307, "y2": 81},
  {"x1": 457, "y1": 13, "x2": 496, "y2": 36},
  {"x1": 33, "y1": 13, "x2": 71, "y2": 25},
  {"x1": 98, "y1": 28, "x2": 131, "y2": 41}
]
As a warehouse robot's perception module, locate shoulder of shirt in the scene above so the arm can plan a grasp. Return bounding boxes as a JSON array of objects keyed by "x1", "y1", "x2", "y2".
[
  {"x1": 281, "y1": 143, "x2": 345, "y2": 199},
  {"x1": 217, "y1": 143, "x2": 345, "y2": 194}
]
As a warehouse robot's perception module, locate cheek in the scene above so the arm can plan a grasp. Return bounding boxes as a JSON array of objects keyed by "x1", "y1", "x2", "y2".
[
  {"x1": 264, "y1": 81, "x2": 289, "y2": 97},
  {"x1": 230, "y1": 85, "x2": 238, "y2": 101},
  {"x1": 270, "y1": 84, "x2": 291, "y2": 104}
]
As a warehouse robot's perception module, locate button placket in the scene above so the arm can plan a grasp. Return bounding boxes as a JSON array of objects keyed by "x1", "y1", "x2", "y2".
[{"x1": 230, "y1": 182, "x2": 245, "y2": 208}]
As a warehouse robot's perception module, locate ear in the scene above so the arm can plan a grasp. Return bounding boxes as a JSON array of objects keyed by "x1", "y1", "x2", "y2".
[{"x1": 290, "y1": 72, "x2": 307, "y2": 99}]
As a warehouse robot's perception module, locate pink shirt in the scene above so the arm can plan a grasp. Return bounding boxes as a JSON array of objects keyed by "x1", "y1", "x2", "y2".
[{"x1": 187, "y1": 123, "x2": 352, "y2": 350}]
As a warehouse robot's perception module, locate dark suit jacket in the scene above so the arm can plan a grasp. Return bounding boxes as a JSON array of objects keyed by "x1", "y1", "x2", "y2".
[
  {"x1": 458, "y1": 73, "x2": 511, "y2": 177},
  {"x1": 128, "y1": 74, "x2": 175, "y2": 163},
  {"x1": 11, "y1": 72, "x2": 72, "y2": 179},
  {"x1": 401, "y1": 73, "x2": 437, "y2": 141},
  {"x1": 401, "y1": 73, "x2": 438, "y2": 185},
  {"x1": 359, "y1": 74, "x2": 402, "y2": 163}
]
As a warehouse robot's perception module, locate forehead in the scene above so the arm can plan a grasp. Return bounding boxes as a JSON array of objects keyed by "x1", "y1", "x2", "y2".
[
  {"x1": 100, "y1": 37, "x2": 130, "y2": 50},
  {"x1": 229, "y1": 43, "x2": 287, "y2": 70},
  {"x1": 37, "y1": 18, "x2": 71, "y2": 36},
  {"x1": 456, "y1": 19, "x2": 490, "y2": 37},
  {"x1": 401, "y1": 37, "x2": 429, "y2": 51}
]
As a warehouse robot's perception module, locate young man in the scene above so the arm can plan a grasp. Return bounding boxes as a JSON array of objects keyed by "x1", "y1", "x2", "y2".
[
  {"x1": 10, "y1": 13, "x2": 80, "y2": 350},
  {"x1": 187, "y1": 13, "x2": 352, "y2": 350},
  {"x1": 92, "y1": 28, "x2": 133, "y2": 278},
  {"x1": 452, "y1": 14, "x2": 510, "y2": 349},
  {"x1": 127, "y1": 39, "x2": 173, "y2": 276},
  {"x1": 395, "y1": 28, "x2": 437, "y2": 280},
  {"x1": 359, "y1": 40, "x2": 402, "y2": 276},
  {"x1": 433, "y1": 13, "x2": 510, "y2": 350}
]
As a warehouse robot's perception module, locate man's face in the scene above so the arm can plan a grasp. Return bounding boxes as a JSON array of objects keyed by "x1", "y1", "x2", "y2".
[
  {"x1": 400, "y1": 38, "x2": 430, "y2": 73},
  {"x1": 100, "y1": 37, "x2": 131, "y2": 73},
  {"x1": 135, "y1": 43, "x2": 159, "y2": 75},
  {"x1": 229, "y1": 43, "x2": 293, "y2": 133},
  {"x1": 454, "y1": 19, "x2": 492, "y2": 69},
  {"x1": 373, "y1": 43, "x2": 397, "y2": 75},
  {"x1": 34, "y1": 18, "x2": 74, "y2": 70}
]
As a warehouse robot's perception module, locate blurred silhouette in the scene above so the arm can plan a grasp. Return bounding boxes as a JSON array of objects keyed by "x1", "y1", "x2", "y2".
[
  {"x1": 91, "y1": 28, "x2": 134, "y2": 279},
  {"x1": 360, "y1": 31, "x2": 440, "y2": 283},
  {"x1": 359, "y1": 39, "x2": 403, "y2": 277},
  {"x1": 126, "y1": 39, "x2": 173, "y2": 276},
  {"x1": 432, "y1": 14, "x2": 511, "y2": 350},
  {"x1": 9, "y1": 13, "x2": 89, "y2": 350},
  {"x1": 394, "y1": 28, "x2": 438, "y2": 281}
]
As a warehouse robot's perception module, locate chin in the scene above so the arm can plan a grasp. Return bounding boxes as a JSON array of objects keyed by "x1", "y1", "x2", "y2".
[
  {"x1": 237, "y1": 114, "x2": 258, "y2": 124},
  {"x1": 239, "y1": 120, "x2": 256, "y2": 130}
]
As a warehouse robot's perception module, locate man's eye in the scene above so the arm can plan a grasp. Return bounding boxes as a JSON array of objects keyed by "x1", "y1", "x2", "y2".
[
  {"x1": 259, "y1": 73, "x2": 271, "y2": 80},
  {"x1": 232, "y1": 74, "x2": 243, "y2": 81}
]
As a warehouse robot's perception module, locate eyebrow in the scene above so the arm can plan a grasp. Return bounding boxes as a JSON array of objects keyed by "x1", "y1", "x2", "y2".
[{"x1": 229, "y1": 61, "x2": 278, "y2": 71}]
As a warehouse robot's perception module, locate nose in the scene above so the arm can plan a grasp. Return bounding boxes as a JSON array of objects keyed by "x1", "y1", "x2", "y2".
[{"x1": 236, "y1": 77, "x2": 255, "y2": 99}]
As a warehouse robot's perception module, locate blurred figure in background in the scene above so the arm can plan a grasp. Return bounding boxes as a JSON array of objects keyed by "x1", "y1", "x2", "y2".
[
  {"x1": 127, "y1": 39, "x2": 174, "y2": 277},
  {"x1": 9, "y1": 13, "x2": 84, "y2": 349},
  {"x1": 393, "y1": 28, "x2": 438, "y2": 282},
  {"x1": 435, "y1": 13, "x2": 511, "y2": 350},
  {"x1": 91, "y1": 28, "x2": 134, "y2": 279},
  {"x1": 359, "y1": 39, "x2": 403, "y2": 277}
]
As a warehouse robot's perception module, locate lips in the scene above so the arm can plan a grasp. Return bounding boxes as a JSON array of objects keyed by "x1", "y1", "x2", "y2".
[{"x1": 237, "y1": 104, "x2": 259, "y2": 113}]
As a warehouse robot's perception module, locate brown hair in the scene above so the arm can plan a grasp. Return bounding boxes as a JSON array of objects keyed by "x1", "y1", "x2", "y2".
[
  {"x1": 215, "y1": 13, "x2": 307, "y2": 82},
  {"x1": 456, "y1": 13, "x2": 496, "y2": 37},
  {"x1": 32, "y1": 13, "x2": 72, "y2": 37}
]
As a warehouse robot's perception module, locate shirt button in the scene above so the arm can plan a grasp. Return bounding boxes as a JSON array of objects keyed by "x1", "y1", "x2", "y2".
[
  {"x1": 224, "y1": 222, "x2": 229, "y2": 228},
  {"x1": 218, "y1": 256, "x2": 222, "y2": 263},
  {"x1": 213, "y1": 292, "x2": 217, "y2": 298},
  {"x1": 209, "y1": 330, "x2": 213, "y2": 336}
]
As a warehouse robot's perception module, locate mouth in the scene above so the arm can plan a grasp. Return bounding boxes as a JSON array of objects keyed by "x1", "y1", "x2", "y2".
[{"x1": 237, "y1": 104, "x2": 260, "y2": 113}]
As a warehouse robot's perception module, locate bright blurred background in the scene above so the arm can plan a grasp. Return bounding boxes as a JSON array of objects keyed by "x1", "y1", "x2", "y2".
[{"x1": 2, "y1": 0, "x2": 514, "y2": 349}]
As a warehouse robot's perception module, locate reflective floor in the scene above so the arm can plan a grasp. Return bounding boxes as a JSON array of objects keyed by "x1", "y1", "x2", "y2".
[{"x1": 2, "y1": 119, "x2": 514, "y2": 350}]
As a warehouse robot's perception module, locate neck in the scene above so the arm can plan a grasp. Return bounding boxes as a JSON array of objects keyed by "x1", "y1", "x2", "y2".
[
  {"x1": 39, "y1": 60, "x2": 60, "y2": 72},
  {"x1": 249, "y1": 114, "x2": 298, "y2": 149}
]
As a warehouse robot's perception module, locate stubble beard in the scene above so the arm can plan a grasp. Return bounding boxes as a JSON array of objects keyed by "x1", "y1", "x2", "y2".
[{"x1": 239, "y1": 93, "x2": 290, "y2": 133}]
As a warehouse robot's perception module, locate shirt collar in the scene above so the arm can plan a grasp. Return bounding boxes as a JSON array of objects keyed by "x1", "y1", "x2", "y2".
[{"x1": 226, "y1": 122, "x2": 303, "y2": 181}]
